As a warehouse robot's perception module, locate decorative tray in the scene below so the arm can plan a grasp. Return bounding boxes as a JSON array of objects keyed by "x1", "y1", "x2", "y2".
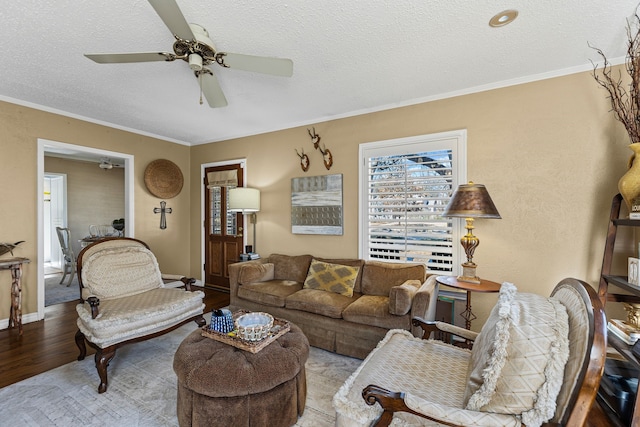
[{"x1": 201, "y1": 310, "x2": 290, "y2": 353}]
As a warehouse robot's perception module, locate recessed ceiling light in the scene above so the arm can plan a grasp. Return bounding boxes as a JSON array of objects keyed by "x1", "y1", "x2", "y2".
[{"x1": 489, "y1": 10, "x2": 518, "y2": 27}]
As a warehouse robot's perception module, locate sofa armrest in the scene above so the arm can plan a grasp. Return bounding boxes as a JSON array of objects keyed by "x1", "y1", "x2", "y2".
[
  {"x1": 228, "y1": 259, "x2": 268, "y2": 299},
  {"x1": 409, "y1": 275, "x2": 439, "y2": 337},
  {"x1": 389, "y1": 280, "x2": 422, "y2": 315}
]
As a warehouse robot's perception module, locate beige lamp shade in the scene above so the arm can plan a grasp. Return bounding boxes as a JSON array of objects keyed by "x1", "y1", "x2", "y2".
[{"x1": 229, "y1": 187, "x2": 260, "y2": 212}]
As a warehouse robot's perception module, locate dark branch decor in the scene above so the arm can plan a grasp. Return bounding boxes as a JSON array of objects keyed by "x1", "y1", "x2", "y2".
[
  {"x1": 591, "y1": 9, "x2": 640, "y2": 210},
  {"x1": 591, "y1": 9, "x2": 640, "y2": 144}
]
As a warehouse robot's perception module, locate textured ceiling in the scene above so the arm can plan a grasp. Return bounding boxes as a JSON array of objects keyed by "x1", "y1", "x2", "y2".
[{"x1": 0, "y1": 1, "x2": 636, "y2": 145}]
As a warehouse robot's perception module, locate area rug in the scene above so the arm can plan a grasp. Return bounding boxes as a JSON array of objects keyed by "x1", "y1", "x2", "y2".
[
  {"x1": 45, "y1": 273, "x2": 80, "y2": 306},
  {"x1": 0, "y1": 318, "x2": 362, "y2": 426}
]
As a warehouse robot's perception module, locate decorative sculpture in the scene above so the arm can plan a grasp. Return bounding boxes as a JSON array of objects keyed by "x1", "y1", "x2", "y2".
[
  {"x1": 295, "y1": 148, "x2": 310, "y2": 172},
  {"x1": 307, "y1": 127, "x2": 333, "y2": 170},
  {"x1": 153, "y1": 201, "x2": 172, "y2": 229},
  {"x1": 318, "y1": 144, "x2": 333, "y2": 170},
  {"x1": 0, "y1": 241, "x2": 24, "y2": 257},
  {"x1": 308, "y1": 127, "x2": 321, "y2": 148},
  {"x1": 624, "y1": 303, "x2": 640, "y2": 328}
]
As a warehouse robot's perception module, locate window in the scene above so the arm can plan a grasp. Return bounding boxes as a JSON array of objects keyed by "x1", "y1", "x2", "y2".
[{"x1": 359, "y1": 130, "x2": 466, "y2": 274}]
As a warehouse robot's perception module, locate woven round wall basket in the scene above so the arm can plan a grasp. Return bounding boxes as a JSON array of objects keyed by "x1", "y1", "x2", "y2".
[{"x1": 144, "y1": 159, "x2": 184, "y2": 199}]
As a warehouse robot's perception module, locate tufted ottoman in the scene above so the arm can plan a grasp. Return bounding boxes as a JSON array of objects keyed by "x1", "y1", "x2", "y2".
[{"x1": 173, "y1": 322, "x2": 309, "y2": 427}]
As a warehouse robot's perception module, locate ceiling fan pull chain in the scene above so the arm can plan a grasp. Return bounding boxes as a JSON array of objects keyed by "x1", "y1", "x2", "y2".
[{"x1": 199, "y1": 72, "x2": 204, "y2": 105}]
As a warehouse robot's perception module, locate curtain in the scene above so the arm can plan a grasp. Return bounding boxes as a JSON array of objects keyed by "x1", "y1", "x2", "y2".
[{"x1": 207, "y1": 170, "x2": 238, "y2": 188}]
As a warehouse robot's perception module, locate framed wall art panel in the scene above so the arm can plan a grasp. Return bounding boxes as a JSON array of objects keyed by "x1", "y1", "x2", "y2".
[{"x1": 291, "y1": 174, "x2": 343, "y2": 235}]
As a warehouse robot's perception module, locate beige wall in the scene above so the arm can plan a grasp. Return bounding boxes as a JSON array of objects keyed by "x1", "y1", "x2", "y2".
[
  {"x1": 0, "y1": 101, "x2": 191, "y2": 320},
  {"x1": 45, "y1": 156, "x2": 125, "y2": 257},
  {"x1": 190, "y1": 69, "x2": 632, "y2": 329},
  {"x1": 0, "y1": 66, "x2": 634, "y2": 329}
]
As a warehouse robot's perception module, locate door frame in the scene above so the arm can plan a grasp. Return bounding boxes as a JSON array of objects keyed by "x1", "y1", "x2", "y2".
[
  {"x1": 36, "y1": 139, "x2": 134, "y2": 320},
  {"x1": 44, "y1": 173, "x2": 67, "y2": 269},
  {"x1": 200, "y1": 158, "x2": 247, "y2": 285}
]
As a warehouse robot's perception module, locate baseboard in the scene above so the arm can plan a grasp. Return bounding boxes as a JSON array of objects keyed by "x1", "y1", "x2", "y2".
[{"x1": 0, "y1": 311, "x2": 41, "y2": 331}]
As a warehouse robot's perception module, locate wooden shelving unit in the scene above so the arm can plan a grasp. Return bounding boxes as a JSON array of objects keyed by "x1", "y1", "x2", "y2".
[{"x1": 598, "y1": 193, "x2": 640, "y2": 426}]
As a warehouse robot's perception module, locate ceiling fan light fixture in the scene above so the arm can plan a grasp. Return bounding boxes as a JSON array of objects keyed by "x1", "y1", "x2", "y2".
[
  {"x1": 83, "y1": 0, "x2": 292, "y2": 108},
  {"x1": 188, "y1": 53, "x2": 203, "y2": 71},
  {"x1": 489, "y1": 10, "x2": 518, "y2": 27}
]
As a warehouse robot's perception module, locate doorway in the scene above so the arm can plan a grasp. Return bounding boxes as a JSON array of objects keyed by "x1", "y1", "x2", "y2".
[
  {"x1": 36, "y1": 139, "x2": 134, "y2": 321},
  {"x1": 202, "y1": 160, "x2": 246, "y2": 291},
  {"x1": 43, "y1": 174, "x2": 66, "y2": 274}
]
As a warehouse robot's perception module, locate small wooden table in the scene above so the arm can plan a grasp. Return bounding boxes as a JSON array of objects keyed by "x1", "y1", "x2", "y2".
[
  {"x1": 0, "y1": 257, "x2": 30, "y2": 335},
  {"x1": 435, "y1": 275, "x2": 500, "y2": 329}
]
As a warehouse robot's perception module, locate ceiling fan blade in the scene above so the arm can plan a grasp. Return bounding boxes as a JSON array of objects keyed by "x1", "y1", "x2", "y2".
[
  {"x1": 199, "y1": 70, "x2": 228, "y2": 108},
  {"x1": 147, "y1": 0, "x2": 195, "y2": 41},
  {"x1": 220, "y1": 53, "x2": 293, "y2": 77},
  {"x1": 85, "y1": 52, "x2": 174, "y2": 63}
]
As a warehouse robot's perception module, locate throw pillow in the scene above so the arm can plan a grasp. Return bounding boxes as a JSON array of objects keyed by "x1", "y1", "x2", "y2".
[
  {"x1": 388, "y1": 279, "x2": 422, "y2": 315},
  {"x1": 464, "y1": 282, "x2": 569, "y2": 427},
  {"x1": 238, "y1": 263, "x2": 274, "y2": 285},
  {"x1": 303, "y1": 259, "x2": 360, "y2": 297}
]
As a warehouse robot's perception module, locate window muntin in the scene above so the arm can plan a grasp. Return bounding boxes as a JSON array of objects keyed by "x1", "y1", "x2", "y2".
[{"x1": 359, "y1": 131, "x2": 466, "y2": 275}]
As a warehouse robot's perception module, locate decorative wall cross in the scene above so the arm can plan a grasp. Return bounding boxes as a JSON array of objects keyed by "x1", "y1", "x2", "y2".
[{"x1": 153, "y1": 201, "x2": 172, "y2": 229}]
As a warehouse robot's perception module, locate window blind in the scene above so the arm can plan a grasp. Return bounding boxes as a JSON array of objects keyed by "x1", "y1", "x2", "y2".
[{"x1": 360, "y1": 131, "x2": 466, "y2": 274}]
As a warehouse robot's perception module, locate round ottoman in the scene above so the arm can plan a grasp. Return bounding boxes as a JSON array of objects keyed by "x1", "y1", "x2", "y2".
[{"x1": 173, "y1": 322, "x2": 309, "y2": 427}]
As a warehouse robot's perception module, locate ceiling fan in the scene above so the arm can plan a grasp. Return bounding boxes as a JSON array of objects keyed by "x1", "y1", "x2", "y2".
[
  {"x1": 84, "y1": 0, "x2": 293, "y2": 108},
  {"x1": 99, "y1": 158, "x2": 124, "y2": 170}
]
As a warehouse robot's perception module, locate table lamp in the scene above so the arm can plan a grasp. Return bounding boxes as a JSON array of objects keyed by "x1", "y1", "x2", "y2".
[
  {"x1": 442, "y1": 182, "x2": 501, "y2": 283},
  {"x1": 228, "y1": 187, "x2": 261, "y2": 253}
]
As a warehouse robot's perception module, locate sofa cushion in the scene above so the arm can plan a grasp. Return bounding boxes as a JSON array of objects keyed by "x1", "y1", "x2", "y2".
[
  {"x1": 464, "y1": 282, "x2": 570, "y2": 426},
  {"x1": 303, "y1": 259, "x2": 360, "y2": 297},
  {"x1": 237, "y1": 280, "x2": 303, "y2": 307},
  {"x1": 285, "y1": 288, "x2": 359, "y2": 319},
  {"x1": 389, "y1": 279, "x2": 422, "y2": 315},
  {"x1": 269, "y1": 254, "x2": 313, "y2": 282},
  {"x1": 238, "y1": 263, "x2": 274, "y2": 285},
  {"x1": 361, "y1": 262, "x2": 425, "y2": 296},
  {"x1": 315, "y1": 258, "x2": 365, "y2": 293},
  {"x1": 342, "y1": 295, "x2": 411, "y2": 330}
]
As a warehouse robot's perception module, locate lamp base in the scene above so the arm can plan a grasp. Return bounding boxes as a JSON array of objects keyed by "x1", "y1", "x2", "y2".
[{"x1": 457, "y1": 262, "x2": 481, "y2": 284}]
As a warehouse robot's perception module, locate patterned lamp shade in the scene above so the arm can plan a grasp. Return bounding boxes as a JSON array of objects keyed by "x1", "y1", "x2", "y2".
[{"x1": 443, "y1": 182, "x2": 501, "y2": 219}]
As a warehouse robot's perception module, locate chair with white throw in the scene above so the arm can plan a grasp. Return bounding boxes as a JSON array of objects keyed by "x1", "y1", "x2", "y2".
[
  {"x1": 333, "y1": 278, "x2": 606, "y2": 427},
  {"x1": 74, "y1": 237, "x2": 205, "y2": 393}
]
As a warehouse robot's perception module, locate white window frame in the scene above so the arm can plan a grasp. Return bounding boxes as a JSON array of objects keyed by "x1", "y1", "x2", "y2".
[{"x1": 358, "y1": 130, "x2": 467, "y2": 275}]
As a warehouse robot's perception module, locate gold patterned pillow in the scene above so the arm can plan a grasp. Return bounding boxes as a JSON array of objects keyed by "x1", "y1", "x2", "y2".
[{"x1": 303, "y1": 259, "x2": 360, "y2": 297}]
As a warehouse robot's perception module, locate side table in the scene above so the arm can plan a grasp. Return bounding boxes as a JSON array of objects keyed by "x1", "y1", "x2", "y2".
[
  {"x1": 0, "y1": 257, "x2": 30, "y2": 335},
  {"x1": 435, "y1": 275, "x2": 500, "y2": 329}
]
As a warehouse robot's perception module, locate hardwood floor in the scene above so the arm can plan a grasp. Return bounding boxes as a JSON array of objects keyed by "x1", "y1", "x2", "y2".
[{"x1": 0, "y1": 286, "x2": 229, "y2": 389}]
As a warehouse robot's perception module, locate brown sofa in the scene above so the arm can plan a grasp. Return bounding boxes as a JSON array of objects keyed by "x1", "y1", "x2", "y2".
[{"x1": 228, "y1": 254, "x2": 439, "y2": 359}]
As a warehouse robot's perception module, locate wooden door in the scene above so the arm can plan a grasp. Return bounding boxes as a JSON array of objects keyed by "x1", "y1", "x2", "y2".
[{"x1": 204, "y1": 164, "x2": 244, "y2": 290}]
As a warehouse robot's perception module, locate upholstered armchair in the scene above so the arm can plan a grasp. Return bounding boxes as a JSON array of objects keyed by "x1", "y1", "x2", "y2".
[
  {"x1": 74, "y1": 237, "x2": 206, "y2": 393},
  {"x1": 333, "y1": 278, "x2": 606, "y2": 427}
]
